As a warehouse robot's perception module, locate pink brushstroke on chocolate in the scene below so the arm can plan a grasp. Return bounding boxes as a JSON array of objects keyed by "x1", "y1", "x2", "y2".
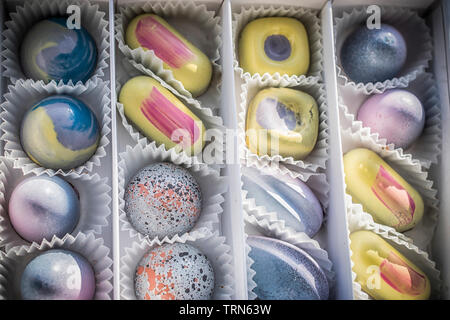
[
  {"x1": 136, "y1": 16, "x2": 194, "y2": 68},
  {"x1": 379, "y1": 251, "x2": 426, "y2": 295},
  {"x1": 371, "y1": 165, "x2": 415, "y2": 227},
  {"x1": 140, "y1": 87, "x2": 200, "y2": 146}
]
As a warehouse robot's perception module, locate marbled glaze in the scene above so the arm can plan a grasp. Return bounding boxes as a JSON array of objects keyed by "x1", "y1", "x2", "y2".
[
  {"x1": 357, "y1": 89, "x2": 425, "y2": 149},
  {"x1": 248, "y1": 236, "x2": 329, "y2": 300},
  {"x1": 9, "y1": 176, "x2": 80, "y2": 243},
  {"x1": 340, "y1": 24, "x2": 407, "y2": 84},
  {"x1": 21, "y1": 249, "x2": 96, "y2": 300},
  {"x1": 21, "y1": 17, "x2": 97, "y2": 84},
  {"x1": 20, "y1": 95, "x2": 100, "y2": 170},
  {"x1": 134, "y1": 243, "x2": 214, "y2": 300},
  {"x1": 125, "y1": 163, "x2": 202, "y2": 239},
  {"x1": 242, "y1": 166, "x2": 323, "y2": 237}
]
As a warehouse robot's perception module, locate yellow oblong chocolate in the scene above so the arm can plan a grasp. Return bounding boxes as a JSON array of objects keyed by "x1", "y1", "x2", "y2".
[
  {"x1": 119, "y1": 76, "x2": 206, "y2": 156},
  {"x1": 125, "y1": 14, "x2": 212, "y2": 97},
  {"x1": 350, "y1": 230, "x2": 431, "y2": 300},
  {"x1": 239, "y1": 17, "x2": 310, "y2": 77},
  {"x1": 343, "y1": 148, "x2": 424, "y2": 232},
  {"x1": 245, "y1": 87, "x2": 319, "y2": 160}
]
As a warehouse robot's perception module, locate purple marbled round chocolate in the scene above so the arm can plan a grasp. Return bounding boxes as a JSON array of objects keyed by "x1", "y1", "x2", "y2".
[
  {"x1": 248, "y1": 236, "x2": 329, "y2": 300},
  {"x1": 8, "y1": 175, "x2": 80, "y2": 243},
  {"x1": 357, "y1": 89, "x2": 425, "y2": 149},
  {"x1": 21, "y1": 249, "x2": 95, "y2": 300}
]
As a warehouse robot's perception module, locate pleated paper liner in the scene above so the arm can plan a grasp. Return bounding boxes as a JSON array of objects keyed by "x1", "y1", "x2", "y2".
[
  {"x1": 339, "y1": 72, "x2": 441, "y2": 169},
  {"x1": 238, "y1": 74, "x2": 329, "y2": 173},
  {"x1": 1, "y1": 0, "x2": 110, "y2": 87},
  {"x1": 115, "y1": 57, "x2": 225, "y2": 168},
  {"x1": 341, "y1": 128, "x2": 439, "y2": 253},
  {"x1": 120, "y1": 231, "x2": 234, "y2": 300},
  {"x1": 232, "y1": 4, "x2": 323, "y2": 82},
  {"x1": 0, "y1": 232, "x2": 113, "y2": 300},
  {"x1": 0, "y1": 79, "x2": 111, "y2": 177},
  {"x1": 334, "y1": 6, "x2": 432, "y2": 95},
  {"x1": 118, "y1": 140, "x2": 226, "y2": 246},
  {"x1": 346, "y1": 195, "x2": 442, "y2": 300},
  {"x1": 115, "y1": 0, "x2": 221, "y2": 100}
]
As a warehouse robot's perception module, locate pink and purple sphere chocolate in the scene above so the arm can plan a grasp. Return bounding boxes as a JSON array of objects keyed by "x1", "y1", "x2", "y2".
[
  {"x1": 357, "y1": 89, "x2": 425, "y2": 149},
  {"x1": 20, "y1": 249, "x2": 95, "y2": 300},
  {"x1": 8, "y1": 175, "x2": 80, "y2": 243}
]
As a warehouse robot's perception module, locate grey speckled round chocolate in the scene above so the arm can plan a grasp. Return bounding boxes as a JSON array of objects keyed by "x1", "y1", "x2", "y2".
[
  {"x1": 248, "y1": 235, "x2": 329, "y2": 300},
  {"x1": 134, "y1": 243, "x2": 214, "y2": 300},
  {"x1": 340, "y1": 24, "x2": 407, "y2": 84},
  {"x1": 125, "y1": 162, "x2": 202, "y2": 239}
]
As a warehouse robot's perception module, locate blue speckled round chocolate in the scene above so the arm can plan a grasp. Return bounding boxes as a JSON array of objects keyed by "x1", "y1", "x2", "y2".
[
  {"x1": 125, "y1": 163, "x2": 202, "y2": 239},
  {"x1": 248, "y1": 236, "x2": 329, "y2": 300},
  {"x1": 340, "y1": 24, "x2": 407, "y2": 84},
  {"x1": 20, "y1": 17, "x2": 97, "y2": 84},
  {"x1": 8, "y1": 175, "x2": 80, "y2": 243},
  {"x1": 20, "y1": 95, "x2": 100, "y2": 170},
  {"x1": 134, "y1": 243, "x2": 214, "y2": 300},
  {"x1": 264, "y1": 35, "x2": 291, "y2": 61},
  {"x1": 21, "y1": 249, "x2": 96, "y2": 300},
  {"x1": 242, "y1": 166, "x2": 323, "y2": 237}
]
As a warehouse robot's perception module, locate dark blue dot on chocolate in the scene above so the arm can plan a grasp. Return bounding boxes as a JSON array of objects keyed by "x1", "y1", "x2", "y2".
[{"x1": 264, "y1": 35, "x2": 291, "y2": 61}]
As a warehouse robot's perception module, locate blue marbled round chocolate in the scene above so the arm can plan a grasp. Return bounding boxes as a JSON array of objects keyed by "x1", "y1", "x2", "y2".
[
  {"x1": 242, "y1": 166, "x2": 323, "y2": 237},
  {"x1": 20, "y1": 95, "x2": 100, "y2": 170},
  {"x1": 21, "y1": 249, "x2": 96, "y2": 300},
  {"x1": 340, "y1": 24, "x2": 407, "y2": 84},
  {"x1": 264, "y1": 35, "x2": 291, "y2": 61},
  {"x1": 248, "y1": 236, "x2": 329, "y2": 300},
  {"x1": 8, "y1": 175, "x2": 80, "y2": 243},
  {"x1": 20, "y1": 17, "x2": 97, "y2": 84}
]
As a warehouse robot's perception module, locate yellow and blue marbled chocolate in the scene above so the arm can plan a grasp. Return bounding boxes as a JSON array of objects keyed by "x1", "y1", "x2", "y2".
[
  {"x1": 20, "y1": 95, "x2": 100, "y2": 170},
  {"x1": 125, "y1": 14, "x2": 212, "y2": 97},
  {"x1": 119, "y1": 76, "x2": 206, "y2": 156},
  {"x1": 350, "y1": 230, "x2": 430, "y2": 300},
  {"x1": 344, "y1": 148, "x2": 424, "y2": 232},
  {"x1": 246, "y1": 87, "x2": 319, "y2": 160},
  {"x1": 20, "y1": 17, "x2": 97, "y2": 84},
  {"x1": 239, "y1": 17, "x2": 310, "y2": 77}
]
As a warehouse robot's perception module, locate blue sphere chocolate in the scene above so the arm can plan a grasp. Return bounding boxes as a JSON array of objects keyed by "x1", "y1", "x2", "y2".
[
  {"x1": 242, "y1": 166, "x2": 323, "y2": 237},
  {"x1": 20, "y1": 95, "x2": 100, "y2": 170},
  {"x1": 20, "y1": 17, "x2": 97, "y2": 84},
  {"x1": 248, "y1": 236, "x2": 329, "y2": 300},
  {"x1": 340, "y1": 24, "x2": 407, "y2": 84},
  {"x1": 21, "y1": 249, "x2": 96, "y2": 300},
  {"x1": 9, "y1": 175, "x2": 80, "y2": 243}
]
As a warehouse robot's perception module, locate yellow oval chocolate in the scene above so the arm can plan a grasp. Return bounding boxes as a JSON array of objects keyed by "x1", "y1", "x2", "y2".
[
  {"x1": 125, "y1": 14, "x2": 212, "y2": 97},
  {"x1": 239, "y1": 17, "x2": 310, "y2": 77},
  {"x1": 119, "y1": 76, "x2": 206, "y2": 155},
  {"x1": 245, "y1": 87, "x2": 319, "y2": 160},
  {"x1": 350, "y1": 230, "x2": 431, "y2": 300},
  {"x1": 343, "y1": 148, "x2": 424, "y2": 232}
]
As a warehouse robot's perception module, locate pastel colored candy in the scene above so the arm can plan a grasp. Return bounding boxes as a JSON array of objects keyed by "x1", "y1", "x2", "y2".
[
  {"x1": 20, "y1": 17, "x2": 97, "y2": 84},
  {"x1": 20, "y1": 95, "x2": 100, "y2": 170},
  {"x1": 9, "y1": 176, "x2": 80, "y2": 243},
  {"x1": 21, "y1": 249, "x2": 96, "y2": 300},
  {"x1": 357, "y1": 89, "x2": 425, "y2": 149},
  {"x1": 350, "y1": 230, "x2": 431, "y2": 300},
  {"x1": 343, "y1": 148, "x2": 424, "y2": 232},
  {"x1": 241, "y1": 166, "x2": 323, "y2": 237},
  {"x1": 125, "y1": 163, "x2": 202, "y2": 239},
  {"x1": 119, "y1": 76, "x2": 206, "y2": 155},
  {"x1": 248, "y1": 236, "x2": 329, "y2": 300},
  {"x1": 134, "y1": 243, "x2": 214, "y2": 300},
  {"x1": 125, "y1": 14, "x2": 212, "y2": 97},
  {"x1": 340, "y1": 24, "x2": 407, "y2": 84},
  {"x1": 239, "y1": 17, "x2": 310, "y2": 77},
  {"x1": 246, "y1": 87, "x2": 319, "y2": 160}
]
